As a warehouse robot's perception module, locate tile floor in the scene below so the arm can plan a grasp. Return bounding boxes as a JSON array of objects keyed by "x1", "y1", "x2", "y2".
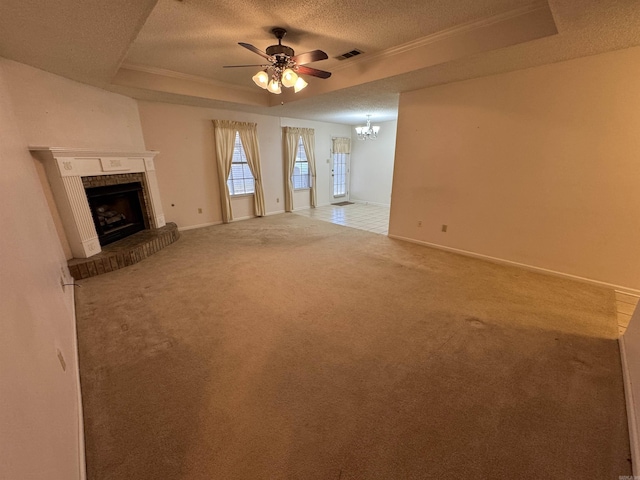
[
  {"x1": 616, "y1": 291, "x2": 639, "y2": 336},
  {"x1": 294, "y1": 202, "x2": 390, "y2": 235}
]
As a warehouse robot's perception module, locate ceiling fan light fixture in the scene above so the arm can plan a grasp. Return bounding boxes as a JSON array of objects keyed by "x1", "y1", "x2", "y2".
[
  {"x1": 252, "y1": 70, "x2": 269, "y2": 89},
  {"x1": 267, "y1": 78, "x2": 282, "y2": 94},
  {"x1": 293, "y1": 76, "x2": 308, "y2": 93},
  {"x1": 281, "y1": 68, "x2": 298, "y2": 88},
  {"x1": 226, "y1": 28, "x2": 330, "y2": 94}
]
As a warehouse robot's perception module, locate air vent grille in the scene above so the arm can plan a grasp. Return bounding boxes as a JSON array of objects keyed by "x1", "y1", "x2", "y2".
[{"x1": 336, "y1": 49, "x2": 363, "y2": 61}]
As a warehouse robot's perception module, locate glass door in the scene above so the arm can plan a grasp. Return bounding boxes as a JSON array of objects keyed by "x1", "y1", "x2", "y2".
[{"x1": 332, "y1": 152, "x2": 349, "y2": 200}]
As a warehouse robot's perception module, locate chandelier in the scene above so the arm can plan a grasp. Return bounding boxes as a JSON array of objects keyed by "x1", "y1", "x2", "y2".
[
  {"x1": 355, "y1": 115, "x2": 380, "y2": 140},
  {"x1": 252, "y1": 66, "x2": 307, "y2": 94}
]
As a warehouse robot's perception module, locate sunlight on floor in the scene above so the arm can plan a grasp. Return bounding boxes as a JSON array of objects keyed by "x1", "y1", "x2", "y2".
[{"x1": 293, "y1": 203, "x2": 389, "y2": 235}]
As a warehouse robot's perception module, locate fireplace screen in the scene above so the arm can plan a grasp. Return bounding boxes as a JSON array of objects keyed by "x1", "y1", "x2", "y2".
[{"x1": 85, "y1": 182, "x2": 146, "y2": 246}]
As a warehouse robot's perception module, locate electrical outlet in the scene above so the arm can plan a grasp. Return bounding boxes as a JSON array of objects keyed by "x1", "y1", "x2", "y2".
[
  {"x1": 276, "y1": 198, "x2": 280, "y2": 203},
  {"x1": 198, "y1": 208, "x2": 202, "y2": 214},
  {"x1": 417, "y1": 221, "x2": 422, "y2": 227},
  {"x1": 442, "y1": 224, "x2": 448, "y2": 232}
]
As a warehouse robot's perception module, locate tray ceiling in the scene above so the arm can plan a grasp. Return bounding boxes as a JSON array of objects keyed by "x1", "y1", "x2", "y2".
[{"x1": 1, "y1": 0, "x2": 640, "y2": 124}]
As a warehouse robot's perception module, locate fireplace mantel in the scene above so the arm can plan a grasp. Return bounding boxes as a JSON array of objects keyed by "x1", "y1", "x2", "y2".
[{"x1": 30, "y1": 147, "x2": 166, "y2": 259}]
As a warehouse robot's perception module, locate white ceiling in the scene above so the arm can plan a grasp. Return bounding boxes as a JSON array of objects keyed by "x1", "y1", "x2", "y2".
[{"x1": 1, "y1": 0, "x2": 640, "y2": 125}]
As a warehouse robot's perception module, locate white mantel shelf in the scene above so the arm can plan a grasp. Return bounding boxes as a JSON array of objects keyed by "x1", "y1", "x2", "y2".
[
  {"x1": 30, "y1": 146, "x2": 166, "y2": 259},
  {"x1": 29, "y1": 146, "x2": 160, "y2": 158}
]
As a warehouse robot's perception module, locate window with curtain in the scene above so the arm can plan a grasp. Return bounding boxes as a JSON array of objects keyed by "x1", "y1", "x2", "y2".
[
  {"x1": 227, "y1": 131, "x2": 255, "y2": 195},
  {"x1": 293, "y1": 136, "x2": 310, "y2": 189}
]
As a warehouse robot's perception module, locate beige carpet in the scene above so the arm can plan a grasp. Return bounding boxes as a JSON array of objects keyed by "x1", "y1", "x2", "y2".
[{"x1": 75, "y1": 214, "x2": 631, "y2": 479}]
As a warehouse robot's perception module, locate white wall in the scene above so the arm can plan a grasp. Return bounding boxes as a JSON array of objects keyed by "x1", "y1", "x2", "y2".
[
  {"x1": 390, "y1": 46, "x2": 640, "y2": 292},
  {"x1": 0, "y1": 58, "x2": 150, "y2": 480},
  {"x1": 2, "y1": 60, "x2": 145, "y2": 150},
  {"x1": 0, "y1": 60, "x2": 79, "y2": 479},
  {"x1": 136, "y1": 102, "x2": 351, "y2": 228},
  {"x1": 350, "y1": 120, "x2": 397, "y2": 206},
  {"x1": 2, "y1": 59, "x2": 147, "y2": 259}
]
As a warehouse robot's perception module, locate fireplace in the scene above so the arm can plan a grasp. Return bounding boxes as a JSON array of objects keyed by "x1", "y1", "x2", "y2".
[
  {"x1": 30, "y1": 147, "x2": 168, "y2": 259},
  {"x1": 86, "y1": 182, "x2": 146, "y2": 246}
]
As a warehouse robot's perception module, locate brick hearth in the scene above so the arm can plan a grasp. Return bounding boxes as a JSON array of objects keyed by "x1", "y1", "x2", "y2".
[{"x1": 68, "y1": 222, "x2": 179, "y2": 279}]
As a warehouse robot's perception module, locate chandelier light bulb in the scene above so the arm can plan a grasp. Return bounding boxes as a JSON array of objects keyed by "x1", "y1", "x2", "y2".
[
  {"x1": 252, "y1": 70, "x2": 269, "y2": 89},
  {"x1": 281, "y1": 68, "x2": 298, "y2": 88},
  {"x1": 267, "y1": 78, "x2": 282, "y2": 94},
  {"x1": 355, "y1": 115, "x2": 380, "y2": 140},
  {"x1": 293, "y1": 76, "x2": 308, "y2": 93}
]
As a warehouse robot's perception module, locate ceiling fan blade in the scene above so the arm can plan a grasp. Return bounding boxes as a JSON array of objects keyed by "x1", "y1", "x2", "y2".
[
  {"x1": 296, "y1": 65, "x2": 332, "y2": 79},
  {"x1": 223, "y1": 64, "x2": 269, "y2": 68},
  {"x1": 292, "y1": 50, "x2": 328, "y2": 65},
  {"x1": 238, "y1": 42, "x2": 271, "y2": 61}
]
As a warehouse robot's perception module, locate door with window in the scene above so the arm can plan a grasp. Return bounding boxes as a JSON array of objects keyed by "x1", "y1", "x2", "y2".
[{"x1": 332, "y1": 151, "x2": 350, "y2": 201}]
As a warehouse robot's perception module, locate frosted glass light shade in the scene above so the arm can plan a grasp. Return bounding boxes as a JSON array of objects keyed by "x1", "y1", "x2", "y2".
[
  {"x1": 252, "y1": 70, "x2": 269, "y2": 89},
  {"x1": 294, "y1": 76, "x2": 308, "y2": 93},
  {"x1": 281, "y1": 68, "x2": 298, "y2": 88},
  {"x1": 355, "y1": 116, "x2": 380, "y2": 140},
  {"x1": 267, "y1": 79, "x2": 282, "y2": 94}
]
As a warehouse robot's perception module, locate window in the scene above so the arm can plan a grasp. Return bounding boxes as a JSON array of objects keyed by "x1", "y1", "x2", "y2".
[
  {"x1": 292, "y1": 136, "x2": 310, "y2": 189},
  {"x1": 227, "y1": 132, "x2": 254, "y2": 195}
]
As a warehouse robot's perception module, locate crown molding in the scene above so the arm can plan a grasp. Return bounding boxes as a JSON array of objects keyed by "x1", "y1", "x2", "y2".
[
  {"x1": 117, "y1": 63, "x2": 259, "y2": 94},
  {"x1": 331, "y1": 0, "x2": 551, "y2": 72}
]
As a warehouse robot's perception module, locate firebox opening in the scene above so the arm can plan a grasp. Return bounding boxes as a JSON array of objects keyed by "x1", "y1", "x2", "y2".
[{"x1": 86, "y1": 182, "x2": 146, "y2": 246}]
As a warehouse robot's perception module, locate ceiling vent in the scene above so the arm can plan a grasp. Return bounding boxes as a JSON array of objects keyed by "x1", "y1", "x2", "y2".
[{"x1": 336, "y1": 49, "x2": 363, "y2": 61}]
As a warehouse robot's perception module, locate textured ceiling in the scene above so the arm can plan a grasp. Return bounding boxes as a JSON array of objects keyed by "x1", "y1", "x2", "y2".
[
  {"x1": 2, "y1": 0, "x2": 640, "y2": 124},
  {"x1": 0, "y1": 0, "x2": 158, "y2": 86},
  {"x1": 123, "y1": 0, "x2": 534, "y2": 86}
]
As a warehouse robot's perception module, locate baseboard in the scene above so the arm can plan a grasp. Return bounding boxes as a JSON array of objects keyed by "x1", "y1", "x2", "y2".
[
  {"x1": 351, "y1": 199, "x2": 391, "y2": 207},
  {"x1": 231, "y1": 215, "x2": 254, "y2": 222},
  {"x1": 178, "y1": 213, "x2": 292, "y2": 229},
  {"x1": 617, "y1": 290, "x2": 640, "y2": 299},
  {"x1": 620, "y1": 336, "x2": 639, "y2": 475},
  {"x1": 70, "y1": 284, "x2": 86, "y2": 480},
  {"x1": 178, "y1": 221, "x2": 223, "y2": 231},
  {"x1": 388, "y1": 234, "x2": 640, "y2": 295}
]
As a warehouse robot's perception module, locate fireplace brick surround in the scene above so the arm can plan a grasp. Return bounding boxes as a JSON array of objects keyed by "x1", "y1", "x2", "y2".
[{"x1": 31, "y1": 147, "x2": 179, "y2": 278}]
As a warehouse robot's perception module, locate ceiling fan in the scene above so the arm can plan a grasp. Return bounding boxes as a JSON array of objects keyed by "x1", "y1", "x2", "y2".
[{"x1": 223, "y1": 27, "x2": 331, "y2": 94}]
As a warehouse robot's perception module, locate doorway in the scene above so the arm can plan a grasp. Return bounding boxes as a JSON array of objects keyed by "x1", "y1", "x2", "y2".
[{"x1": 332, "y1": 151, "x2": 350, "y2": 201}]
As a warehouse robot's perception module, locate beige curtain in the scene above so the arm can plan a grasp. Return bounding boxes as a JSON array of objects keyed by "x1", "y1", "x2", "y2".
[
  {"x1": 212, "y1": 120, "x2": 236, "y2": 223},
  {"x1": 237, "y1": 123, "x2": 265, "y2": 217},
  {"x1": 299, "y1": 128, "x2": 317, "y2": 207},
  {"x1": 282, "y1": 126, "x2": 301, "y2": 212},
  {"x1": 332, "y1": 137, "x2": 351, "y2": 154}
]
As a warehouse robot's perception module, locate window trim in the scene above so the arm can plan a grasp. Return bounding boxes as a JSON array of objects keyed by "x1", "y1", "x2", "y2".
[
  {"x1": 227, "y1": 131, "x2": 255, "y2": 196},
  {"x1": 292, "y1": 136, "x2": 311, "y2": 191}
]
